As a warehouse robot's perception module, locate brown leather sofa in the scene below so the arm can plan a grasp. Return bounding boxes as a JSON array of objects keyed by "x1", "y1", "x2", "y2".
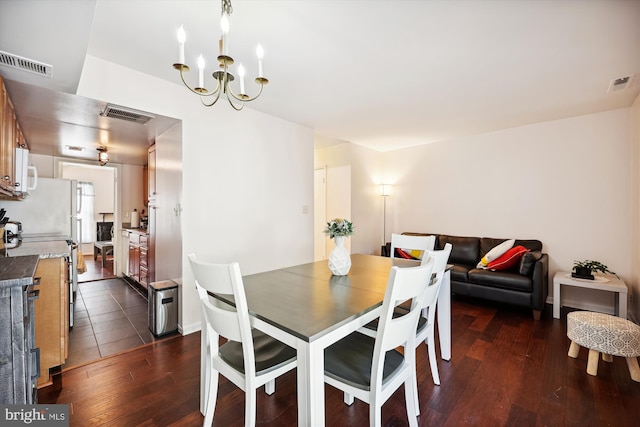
[{"x1": 385, "y1": 233, "x2": 549, "y2": 319}]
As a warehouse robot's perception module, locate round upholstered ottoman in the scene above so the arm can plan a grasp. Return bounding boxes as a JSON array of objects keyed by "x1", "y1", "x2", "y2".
[{"x1": 567, "y1": 311, "x2": 640, "y2": 382}]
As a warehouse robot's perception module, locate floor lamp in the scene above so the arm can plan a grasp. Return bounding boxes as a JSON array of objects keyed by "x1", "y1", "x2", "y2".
[{"x1": 380, "y1": 184, "x2": 391, "y2": 247}]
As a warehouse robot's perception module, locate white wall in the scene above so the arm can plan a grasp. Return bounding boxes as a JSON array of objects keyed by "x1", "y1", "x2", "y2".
[
  {"x1": 77, "y1": 56, "x2": 315, "y2": 334},
  {"x1": 631, "y1": 93, "x2": 640, "y2": 322},
  {"x1": 314, "y1": 142, "x2": 384, "y2": 256},
  {"x1": 379, "y1": 108, "x2": 632, "y2": 315}
]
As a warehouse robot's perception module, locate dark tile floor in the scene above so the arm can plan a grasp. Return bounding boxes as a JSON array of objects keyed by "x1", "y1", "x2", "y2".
[{"x1": 65, "y1": 277, "x2": 162, "y2": 368}]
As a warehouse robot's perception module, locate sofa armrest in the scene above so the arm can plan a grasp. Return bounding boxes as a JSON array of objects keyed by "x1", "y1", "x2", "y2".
[{"x1": 531, "y1": 253, "x2": 549, "y2": 311}]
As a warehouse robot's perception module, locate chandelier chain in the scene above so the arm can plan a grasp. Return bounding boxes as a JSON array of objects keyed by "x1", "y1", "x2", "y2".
[{"x1": 222, "y1": 0, "x2": 233, "y2": 16}]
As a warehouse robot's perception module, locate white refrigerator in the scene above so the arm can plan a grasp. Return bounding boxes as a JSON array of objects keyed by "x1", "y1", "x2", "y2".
[
  {"x1": 0, "y1": 177, "x2": 81, "y2": 326},
  {"x1": 2, "y1": 177, "x2": 80, "y2": 242}
]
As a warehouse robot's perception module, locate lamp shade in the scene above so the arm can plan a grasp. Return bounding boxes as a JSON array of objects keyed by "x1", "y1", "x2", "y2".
[{"x1": 380, "y1": 184, "x2": 392, "y2": 197}]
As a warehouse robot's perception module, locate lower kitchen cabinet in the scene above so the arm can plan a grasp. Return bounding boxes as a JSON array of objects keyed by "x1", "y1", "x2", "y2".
[
  {"x1": 126, "y1": 229, "x2": 151, "y2": 289},
  {"x1": 34, "y1": 257, "x2": 68, "y2": 388}
]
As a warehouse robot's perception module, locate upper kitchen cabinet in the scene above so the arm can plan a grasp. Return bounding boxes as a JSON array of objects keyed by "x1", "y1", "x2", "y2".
[
  {"x1": 148, "y1": 143, "x2": 156, "y2": 203},
  {"x1": 0, "y1": 75, "x2": 28, "y2": 197}
]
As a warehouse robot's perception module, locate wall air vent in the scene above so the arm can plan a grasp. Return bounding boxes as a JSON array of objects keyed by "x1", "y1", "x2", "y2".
[
  {"x1": 100, "y1": 104, "x2": 155, "y2": 125},
  {"x1": 607, "y1": 75, "x2": 634, "y2": 94},
  {"x1": 0, "y1": 50, "x2": 52, "y2": 78}
]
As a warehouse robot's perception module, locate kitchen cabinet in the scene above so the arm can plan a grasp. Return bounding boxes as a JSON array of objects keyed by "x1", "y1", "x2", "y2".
[
  {"x1": 0, "y1": 75, "x2": 27, "y2": 196},
  {"x1": 126, "y1": 230, "x2": 149, "y2": 289},
  {"x1": 33, "y1": 257, "x2": 69, "y2": 388}
]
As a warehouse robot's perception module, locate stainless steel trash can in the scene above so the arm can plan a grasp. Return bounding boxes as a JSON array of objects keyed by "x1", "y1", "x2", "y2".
[{"x1": 148, "y1": 280, "x2": 179, "y2": 336}]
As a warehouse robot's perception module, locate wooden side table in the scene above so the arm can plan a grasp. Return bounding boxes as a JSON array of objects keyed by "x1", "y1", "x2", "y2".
[{"x1": 553, "y1": 271, "x2": 628, "y2": 319}]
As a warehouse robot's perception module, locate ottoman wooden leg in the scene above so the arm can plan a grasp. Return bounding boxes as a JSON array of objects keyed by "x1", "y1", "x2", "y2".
[
  {"x1": 602, "y1": 353, "x2": 613, "y2": 363},
  {"x1": 587, "y1": 349, "x2": 599, "y2": 376},
  {"x1": 626, "y1": 357, "x2": 640, "y2": 382},
  {"x1": 568, "y1": 341, "x2": 580, "y2": 358}
]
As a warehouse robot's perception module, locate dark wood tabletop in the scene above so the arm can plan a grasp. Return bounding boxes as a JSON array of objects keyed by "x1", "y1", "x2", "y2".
[{"x1": 227, "y1": 254, "x2": 395, "y2": 342}]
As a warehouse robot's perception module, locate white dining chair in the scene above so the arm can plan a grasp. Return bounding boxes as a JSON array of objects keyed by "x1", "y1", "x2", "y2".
[
  {"x1": 390, "y1": 233, "x2": 436, "y2": 263},
  {"x1": 323, "y1": 259, "x2": 435, "y2": 427},
  {"x1": 409, "y1": 243, "x2": 452, "y2": 413},
  {"x1": 359, "y1": 243, "x2": 452, "y2": 414},
  {"x1": 188, "y1": 254, "x2": 297, "y2": 427}
]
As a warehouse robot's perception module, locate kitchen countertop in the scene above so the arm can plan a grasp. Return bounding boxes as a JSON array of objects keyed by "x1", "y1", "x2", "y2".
[
  {"x1": 0, "y1": 255, "x2": 40, "y2": 289},
  {"x1": 122, "y1": 227, "x2": 148, "y2": 235},
  {"x1": 6, "y1": 240, "x2": 71, "y2": 259}
]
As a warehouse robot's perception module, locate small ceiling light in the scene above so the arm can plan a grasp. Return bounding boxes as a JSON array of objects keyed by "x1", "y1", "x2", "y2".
[
  {"x1": 97, "y1": 146, "x2": 109, "y2": 166},
  {"x1": 172, "y1": 0, "x2": 268, "y2": 111}
]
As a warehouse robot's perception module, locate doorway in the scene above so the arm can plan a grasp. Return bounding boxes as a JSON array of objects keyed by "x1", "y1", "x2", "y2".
[{"x1": 60, "y1": 162, "x2": 117, "y2": 282}]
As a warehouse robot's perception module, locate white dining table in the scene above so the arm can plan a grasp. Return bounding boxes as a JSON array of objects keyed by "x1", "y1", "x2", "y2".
[{"x1": 201, "y1": 254, "x2": 451, "y2": 426}]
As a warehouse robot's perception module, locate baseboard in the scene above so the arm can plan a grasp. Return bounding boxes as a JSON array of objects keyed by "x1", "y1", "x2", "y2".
[{"x1": 180, "y1": 321, "x2": 202, "y2": 336}]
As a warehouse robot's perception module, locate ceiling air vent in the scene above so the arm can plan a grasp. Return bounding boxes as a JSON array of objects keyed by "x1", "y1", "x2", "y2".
[
  {"x1": 100, "y1": 104, "x2": 155, "y2": 124},
  {"x1": 0, "y1": 50, "x2": 52, "y2": 78},
  {"x1": 607, "y1": 75, "x2": 634, "y2": 94}
]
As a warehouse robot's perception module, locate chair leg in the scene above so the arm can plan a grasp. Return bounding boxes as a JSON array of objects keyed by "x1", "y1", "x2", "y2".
[
  {"x1": 246, "y1": 389, "x2": 257, "y2": 427},
  {"x1": 427, "y1": 328, "x2": 441, "y2": 386},
  {"x1": 203, "y1": 371, "x2": 219, "y2": 427},
  {"x1": 602, "y1": 353, "x2": 613, "y2": 362},
  {"x1": 370, "y1": 398, "x2": 383, "y2": 427},
  {"x1": 568, "y1": 341, "x2": 580, "y2": 358},
  {"x1": 265, "y1": 379, "x2": 275, "y2": 395},
  {"x1": 626, "y1": 357, "x2": 640, "y2": 382},
  {"x1": 587, "y1": 349, "x2": 599, "y2": 376},
  {"x1": 404, "y1": 379, "x2": 419, "y2": 427},
  {"x1": 412, "y1": 365, "x2": 420, "y2": 417},
  {"x1": 343, "y1": 392, "x2": 354, "y2": 405}
]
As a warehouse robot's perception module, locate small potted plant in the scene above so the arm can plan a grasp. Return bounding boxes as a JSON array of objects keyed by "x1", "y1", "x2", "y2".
[{"x1": 572, "y1": 260, "x2": 616, "y2": 280}]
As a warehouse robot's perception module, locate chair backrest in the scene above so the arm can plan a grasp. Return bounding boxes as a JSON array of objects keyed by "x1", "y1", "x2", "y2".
[
  {"x1": 187, "y1": 254, "x2": 257, "y2": 375},
  {"x1": 96, "y1": 221, "x2": 113, "y2": 241},
  {"x1": 420, "y1": 242, "x2": 452, "y2": 311},
  {"x1": 372, "y1": 259, "x2": 435, "y2": 389},
  {"x1": 390, "y1": 233, "x2": 436, "y2": 262}
]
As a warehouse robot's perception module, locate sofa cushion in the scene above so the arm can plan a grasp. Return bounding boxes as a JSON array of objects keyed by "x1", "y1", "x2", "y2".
[
  {"x1": 519, "y1": 250, "x2": 542, "y2": 276},
  {"x1": 467, "y1": 269, "x2": 532, "y2": 292},
  {"x1": 488, "y1": 245, "x2": 529, "y2": 271},
  {"x1": 450, "y1": 264, "x2": 473, "y2": 284},
  {"x1": 438, "y1": 235, "x2": 480, "y2": 266}
]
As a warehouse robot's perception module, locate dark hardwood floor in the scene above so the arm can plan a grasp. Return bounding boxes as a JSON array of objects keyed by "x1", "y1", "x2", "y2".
[{"x1": 39, "y1": 297, "x2": 640, "y2": 426}]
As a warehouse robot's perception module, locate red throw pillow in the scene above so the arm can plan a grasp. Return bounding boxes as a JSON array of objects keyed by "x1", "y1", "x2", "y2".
[
  {"x1": 395, "y1": 248, "x2": 418, "y2": 260},
  {"x1": 488, "y1": 245, "x2": 529, "y2": 271}
]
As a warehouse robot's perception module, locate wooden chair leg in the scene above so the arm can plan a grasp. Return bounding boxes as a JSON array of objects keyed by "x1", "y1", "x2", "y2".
[
  {"x1": 626, "y1": 357, "x2": 640, "y2": 382},
  {"x1": 568, "y1": 341, "x2": 580, "y2": 358},
  {"x1": 587, "y1": 349, "x2": 599, "y2": 376},
  {"x1": 602, "y1": 353, "x2": 613, "y2": 363}
]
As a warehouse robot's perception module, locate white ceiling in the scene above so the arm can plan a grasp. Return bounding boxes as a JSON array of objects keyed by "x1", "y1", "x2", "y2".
[{"x1": 1, "y1": 0, "x2": 639, "y2": 163}]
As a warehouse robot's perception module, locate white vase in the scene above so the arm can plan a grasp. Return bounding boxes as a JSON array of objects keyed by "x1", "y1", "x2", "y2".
[{"x1": 328, "y1": 235, "x2": 351, "y2": 276}]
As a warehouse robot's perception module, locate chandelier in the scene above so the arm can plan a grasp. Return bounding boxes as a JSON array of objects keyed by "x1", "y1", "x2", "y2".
[{"x1": 172, "y1": 0, "x2": 268, "y2": 111}]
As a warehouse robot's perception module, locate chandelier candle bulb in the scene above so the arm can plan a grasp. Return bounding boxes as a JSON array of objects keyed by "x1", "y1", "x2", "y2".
[
  {"x1": 221, "y1": 13, "x2": 230, "y2": 55},
  {"x1": 197, "y1": 54, "x2": 205, "y2": 88},
  {"x1": 177, "y1": 25, "x2": 186, "y2": 64},
  {"x1": 238, "y1": 64, "x2": 245, "y2": 94},
  {"x1": 256, "y1": 44, "x2": 264, "y2": 77}
]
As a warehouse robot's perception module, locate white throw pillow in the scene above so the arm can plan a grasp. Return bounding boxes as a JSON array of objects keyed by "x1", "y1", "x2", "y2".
[{"x1": 477, "y1": 239, "x2": 516, "y2": 269}]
